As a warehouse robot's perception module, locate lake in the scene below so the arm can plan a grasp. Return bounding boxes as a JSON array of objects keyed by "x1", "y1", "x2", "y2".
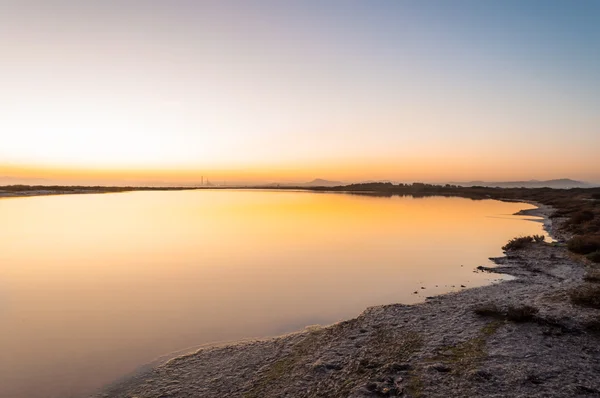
[{"x1": 0, "y1": 190, "x2": 549, "y2": 398}]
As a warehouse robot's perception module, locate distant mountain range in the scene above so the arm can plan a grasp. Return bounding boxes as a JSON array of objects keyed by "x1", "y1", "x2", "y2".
[{"x1": 448, "y1": 179, "x2": 591, "y2": 189}]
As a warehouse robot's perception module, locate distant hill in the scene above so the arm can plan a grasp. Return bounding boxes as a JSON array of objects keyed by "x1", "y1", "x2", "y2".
[
  {"x1": 449, "y1": 179, "x2": 590, "y2": 189},
  {"x1": 262, "y1": 178, "x2": 344, "y2": 188},
  {"x1": 300, "y1": 178, "x2": 343, "y2": 187}
]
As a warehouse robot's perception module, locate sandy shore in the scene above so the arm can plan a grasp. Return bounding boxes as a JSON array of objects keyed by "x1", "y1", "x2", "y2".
[{"x1": 92, "y1": 203, "x2": 599, "y2": 397}]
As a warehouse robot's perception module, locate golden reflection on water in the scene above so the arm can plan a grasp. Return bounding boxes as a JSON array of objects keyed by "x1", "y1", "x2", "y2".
[{"x1": 0, "y1": 190, "x2": 548, "y2": 398}]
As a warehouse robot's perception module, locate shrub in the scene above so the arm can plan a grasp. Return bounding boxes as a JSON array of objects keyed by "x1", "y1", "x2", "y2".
[
  {"x1": 569, "y1": 284, "x2": 600, "y2": 309},
  {"x1": 569, "y1": 210, "x2": 595, "y2": 224},
  {"x1": 586, "y1": 251, "x2": 600, "y2": 264},
  {"x1": 502, "y1": 236, "x2": 544, "y2": 251},
  {"x1": 502, "y1": 236, "x2": 533, "y2": 250},
  {"x1": 568, "y1": 235, "x2": 600, "y2": 255}
]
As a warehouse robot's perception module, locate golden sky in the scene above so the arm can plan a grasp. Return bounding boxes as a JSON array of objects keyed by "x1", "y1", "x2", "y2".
[{"x1": 1, "y1": 1, "x2": 599, "y2": 185}]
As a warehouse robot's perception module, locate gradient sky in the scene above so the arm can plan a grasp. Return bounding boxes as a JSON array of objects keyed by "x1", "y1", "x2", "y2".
[{"x1": 1, "y1": 0, "x2": 599, "y2": 184}]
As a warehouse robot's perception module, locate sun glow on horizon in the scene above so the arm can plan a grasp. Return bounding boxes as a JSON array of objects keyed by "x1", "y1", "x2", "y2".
[{"x1": 1, "y1": 1, "x2": 599, "y2": 184}]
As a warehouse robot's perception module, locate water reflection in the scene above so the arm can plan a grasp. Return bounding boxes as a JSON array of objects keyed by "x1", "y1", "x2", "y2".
[{"x1": 0, "y1": 190, "x2": 548, "y2": 398}]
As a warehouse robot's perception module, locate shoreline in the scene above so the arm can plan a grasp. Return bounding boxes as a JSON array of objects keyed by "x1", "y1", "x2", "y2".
[
  {"x1": 0, "y1": 189, "x2": 122, "y2": 199},
  {"x1": 92, "y1": 202, "x2": 600, "y2": 397},
  {"x1": 0, "y1": 187, "x2": 200, "y2": 199}
]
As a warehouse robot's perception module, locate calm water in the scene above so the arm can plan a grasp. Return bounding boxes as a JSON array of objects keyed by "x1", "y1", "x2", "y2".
[{"x1": 0, "y1": 190, "x2": 548, "y2": 398}]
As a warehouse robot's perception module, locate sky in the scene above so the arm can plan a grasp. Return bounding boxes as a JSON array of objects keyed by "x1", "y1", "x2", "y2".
[{"x1": 1, "y1": 0, "x2": 599, "y2": 185}]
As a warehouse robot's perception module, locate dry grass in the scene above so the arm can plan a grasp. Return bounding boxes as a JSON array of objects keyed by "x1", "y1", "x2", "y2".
[{"x1": 569, "y1": 284, "x2": 600, "y2": 309}]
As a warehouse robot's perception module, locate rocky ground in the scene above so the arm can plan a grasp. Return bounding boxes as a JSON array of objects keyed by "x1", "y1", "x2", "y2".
[{"x1": 93, "y1": 205, "x2": 600, "y2": 398}]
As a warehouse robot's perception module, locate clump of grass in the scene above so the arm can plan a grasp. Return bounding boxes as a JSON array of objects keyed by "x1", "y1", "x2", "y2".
[
  {"x1": 569, "y1": 284, "x2": 600, "y2": 309},
  {"x1": 473, "y1": 302, "x2": 503, "y2": 318},
  {"x1": 568, "y1": 235, "x2": 600, "y2": 255},
  {"x1": 505, "y1": 305, "x2": 539, "y2": 322},
  {"x1": 533, "y1": 234, "x2": 545, "y2": 242},
  {"x1": 586, "y1": 251, "x2": 600, "y2": 264},
  {"x1": 502, "y1": 235, "x2": 544, "y2": 251},
  {"x1": 473, "y1": 303, "x2": 538, "y2": 322}
]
